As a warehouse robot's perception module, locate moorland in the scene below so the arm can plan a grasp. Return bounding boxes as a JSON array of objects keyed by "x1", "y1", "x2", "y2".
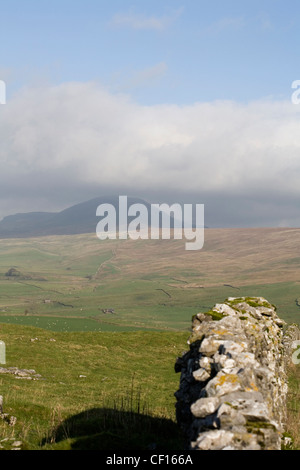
[{"x1": 0, "y1": 227, "x2": 300, "y2": 449}]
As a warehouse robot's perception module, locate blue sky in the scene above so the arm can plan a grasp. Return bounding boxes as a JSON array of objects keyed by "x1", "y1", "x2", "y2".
[
  {"x1": 1, "y1": 1, "x2": 300, "y2": 227},
  {"x1": 1, "y1": 0, "x2": 299, "y2": 104}
]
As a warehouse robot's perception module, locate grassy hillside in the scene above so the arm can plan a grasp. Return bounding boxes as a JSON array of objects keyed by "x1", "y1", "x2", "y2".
[
  {"x1": 0, "y1": 323, "x2": 187, "y2": 450},
  {"x1": 0, "y1": 228, "x2": 299, "y2": 332},
  {"x1": 0, "y1": 228, "x2": 300, "y2": 450},
  {"x1": 0, "y1": 323, "x2": 299, "y2": 451},
  {"x1": 286, "y1": 363, "x2": 300, "y2": 450}
]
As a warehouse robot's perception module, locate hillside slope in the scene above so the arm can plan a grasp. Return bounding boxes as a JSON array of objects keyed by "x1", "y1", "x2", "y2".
[
  {"x1": 0, "y1": 196, "x2": 149, "y2": 238},
  {"x1": 0, "y1": 196, "x2": 183, "y2": 238}
]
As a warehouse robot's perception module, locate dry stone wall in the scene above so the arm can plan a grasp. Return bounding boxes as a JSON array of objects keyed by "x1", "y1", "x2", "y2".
[{"x1": 175, "y1": 297, "x2": 300, "y2": 450}]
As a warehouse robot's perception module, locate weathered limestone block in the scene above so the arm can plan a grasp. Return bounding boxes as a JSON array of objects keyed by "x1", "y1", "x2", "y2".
[{"x1": 175, "y1": 297, "x2": 299, "y2": 450}]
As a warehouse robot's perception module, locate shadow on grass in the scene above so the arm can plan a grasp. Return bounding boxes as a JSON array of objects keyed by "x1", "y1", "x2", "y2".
[{"x1": 41, "y1": 407, "x2": 184, "y2": 451}]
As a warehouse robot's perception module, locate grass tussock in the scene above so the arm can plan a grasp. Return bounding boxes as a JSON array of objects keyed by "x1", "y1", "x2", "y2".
[{"x1": 285, "y1": 362, "x2": 300, "y2": 450}]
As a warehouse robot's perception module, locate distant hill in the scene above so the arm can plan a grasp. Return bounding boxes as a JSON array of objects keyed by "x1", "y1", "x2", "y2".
[{"x1": 0, "y1": 196, "x2": 186, "y2": 239}]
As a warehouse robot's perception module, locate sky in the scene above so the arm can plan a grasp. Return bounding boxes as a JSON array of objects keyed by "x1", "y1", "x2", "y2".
[{"x1": 1, "y1": 0, "x2": 300, "y2": 227}]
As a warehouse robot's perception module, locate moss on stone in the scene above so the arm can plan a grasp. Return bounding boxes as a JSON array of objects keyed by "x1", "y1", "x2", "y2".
[
  {"x1": 204, "y1": 310, "x2": 227, "y2": 321},
  {"x1": 226, "y1": 296, "x2": 273, "y2": 310},
  {"x1": 246, "y1": 420, "x2": 277, "y2": 432}
]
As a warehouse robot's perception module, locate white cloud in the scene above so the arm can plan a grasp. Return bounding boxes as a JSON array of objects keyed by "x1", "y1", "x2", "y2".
[
  {"x1": 110, "y1": 7, "x2": 184, "y2": 31},
  {"x1": 1, "y1": 82, "x2": 300, "y2": 224},
  {"x1": 203, "y1": 16, "x2": 245, "y2": 35},
  {"x1": 117, "y1": 62, "x2": 168, "y2": 91},
  {"x1": 257, "y1": 13, "x2": 273, "y2": 31}
]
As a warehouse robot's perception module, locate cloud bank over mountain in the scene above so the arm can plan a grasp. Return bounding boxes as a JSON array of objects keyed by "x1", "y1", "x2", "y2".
[{"x1": 1, "y1": 81, "x2": 300, "y2": 227}]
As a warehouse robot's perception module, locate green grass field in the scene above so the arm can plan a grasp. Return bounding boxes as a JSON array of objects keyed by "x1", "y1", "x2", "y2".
[
  {"x1": 0, "y1": 229, "x2": 300, "y2": 333},
  {"x1": 0, "y1": 228, "x2": 300, "y2": 449},
  {"x1": 0, "y1": 323, "x2": 187, "y2": 450}
]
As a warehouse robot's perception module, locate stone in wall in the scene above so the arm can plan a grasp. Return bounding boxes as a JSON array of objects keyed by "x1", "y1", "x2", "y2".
[{"x1": 175, "y1": 297, "x2": 297, "y2": 450}]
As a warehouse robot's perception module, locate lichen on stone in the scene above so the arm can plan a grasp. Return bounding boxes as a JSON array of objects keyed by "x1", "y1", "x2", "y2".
[{"x1": 175, "y1": 296, "x2": 300, "y2": 450}]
